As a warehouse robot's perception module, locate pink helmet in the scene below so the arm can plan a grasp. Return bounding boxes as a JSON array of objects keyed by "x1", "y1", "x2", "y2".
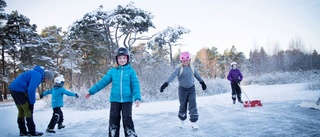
[{"x1": 180, "y1": 52, "x2": 191, "y2": 61}]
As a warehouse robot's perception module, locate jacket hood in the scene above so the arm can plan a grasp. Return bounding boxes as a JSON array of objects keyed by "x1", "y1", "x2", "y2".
[{"x1": 33, "y1": 66, "x2": 45, "y2": 78}]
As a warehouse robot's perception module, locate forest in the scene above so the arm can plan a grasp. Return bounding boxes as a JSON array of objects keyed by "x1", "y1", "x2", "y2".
[{"x1": 1, "y1": 0, "x2": 320, "y2": 103}]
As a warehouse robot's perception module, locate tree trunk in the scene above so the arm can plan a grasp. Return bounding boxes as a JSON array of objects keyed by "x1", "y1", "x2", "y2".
[
  {"x1": 3, "y1": 83, "x2": 7, "y2": 100},
  {"x1": 1, "y1": 41, "x2": 4, "y2": 101},
  {"x1": 169, "y1": 43, "x2": 173, "y2": 66}
]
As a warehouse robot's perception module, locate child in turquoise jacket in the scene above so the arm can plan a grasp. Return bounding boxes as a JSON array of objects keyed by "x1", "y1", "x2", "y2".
[
  {"x1": 41, "y1": 76, "x2": 79, "y2": 133},
  {"x1": 85, "y1": 47, "x2": 141, "y2": 137}
]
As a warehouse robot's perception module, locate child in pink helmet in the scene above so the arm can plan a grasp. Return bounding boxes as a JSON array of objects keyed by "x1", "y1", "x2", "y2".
[{"x1": 160, "y1": 51, "x2": 207, "y2": 130}]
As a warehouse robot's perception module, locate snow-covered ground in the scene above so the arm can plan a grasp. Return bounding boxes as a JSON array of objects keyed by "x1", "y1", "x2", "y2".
[{"x1": 1, "y1": 83, "x2": 320, "y2": 137}]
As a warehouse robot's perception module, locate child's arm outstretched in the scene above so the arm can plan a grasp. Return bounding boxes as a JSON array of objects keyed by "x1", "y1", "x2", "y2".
[
  {"x1": 62, "y1": 88, "x2": 79, "y2": 98},
  {"x1": 85, "y1": 69, "x2": 113, "y2": 99},
  {"x1": 40, "y1": 89, "x2": 52, "y2": 99}
]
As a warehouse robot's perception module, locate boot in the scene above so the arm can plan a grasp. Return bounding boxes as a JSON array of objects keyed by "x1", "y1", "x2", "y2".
[
  {"x1": 26, "y1": 117, "x2": 43, "y2": 136},
  {"x1": 18, "y1": 118, "x2": 28, "y2": 136}
]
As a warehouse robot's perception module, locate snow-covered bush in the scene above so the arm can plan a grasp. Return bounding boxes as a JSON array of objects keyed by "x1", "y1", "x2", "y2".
[
  {"x1": 245, "y1": 70, "x2": 320, "y2": 85},
  {"x1": 304, "y1": 71, "x2": 320, "y2": 91},
  {"x1": 60, "y1": 67, "x2": 320, "y2": 110},
  {"x1": 63, "y1": 85, "x2": 110, "y2": 110},
  {"x1": 197, "y1": 78, "x2": 230, "y2": 96}
]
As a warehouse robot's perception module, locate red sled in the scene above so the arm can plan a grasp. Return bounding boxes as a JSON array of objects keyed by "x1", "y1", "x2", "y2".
[
  {"x1": 243, "y1": 100, "x2": 263, "y2": 108},
  {"x1": 238, "y1": 84, "x2": 263, "y2": 108}
]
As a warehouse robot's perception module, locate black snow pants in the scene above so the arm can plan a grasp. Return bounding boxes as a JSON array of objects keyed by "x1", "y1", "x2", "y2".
[
  {"x1": 10, "y1": 90, "x2": 36, "y2": 135},
  {"x1": 231, "y1": 83, "x2": 242, "y2": 101},
  {"x1": 47, "y1": 107, "x2": 64, "y2": 129},
  {"x1": 178, "y1": 85, "x2": 198, "y2": 122},
  {"x1": 109, "y1": 102, "x2": 137, "y2": 137}
]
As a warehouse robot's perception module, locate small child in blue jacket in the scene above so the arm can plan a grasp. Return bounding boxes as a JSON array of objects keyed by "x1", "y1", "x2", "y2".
[
  {"x1": 85, "y1": 47, "x2": 141, "y2": 137},
  {"x1": 41, "y1": 76, "x2": 79, "y2": 133}
]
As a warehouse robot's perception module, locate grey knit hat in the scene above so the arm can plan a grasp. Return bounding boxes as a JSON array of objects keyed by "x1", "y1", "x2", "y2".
[{"x1": 44, "y1": 70, "x2": 54, "y2": 80}]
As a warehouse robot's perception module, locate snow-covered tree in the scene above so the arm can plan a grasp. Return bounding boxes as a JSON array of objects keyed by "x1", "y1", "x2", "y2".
[
  {"x1": 110, "y1": 2, "x2": 155, "y2": 49},
  {"x1": 196, "y1": 47, "x2": 219, "y2": 78},
  {"x1": 0, "y1": 0, "x2": 7, "y2": 101},
  {"x1": 5, "y1": 11, "x2": 41, "y2": 71},
  {"x1": 147, "y1": 25, "x2": 190, "y2": 65}
]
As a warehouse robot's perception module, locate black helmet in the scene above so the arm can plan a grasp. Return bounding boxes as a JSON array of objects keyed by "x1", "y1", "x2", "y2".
[{"x1": 115, "y1": 47, "x2": 130, "y2": 64}]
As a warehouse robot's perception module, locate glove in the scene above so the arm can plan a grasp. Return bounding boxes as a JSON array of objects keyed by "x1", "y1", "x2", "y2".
[
  {"x1": 29, "y1": 104, "x2": 34, "y2": 111},
  {"x1": 39, "y1": 94, "x2": 43, "y2": 99},
  {"x1": 200, "y1": 81, "x2": 207, "y2": 90},
  {"x1": 75, "y1": 94, "x2": 79, "y2": 98},
  {"x1": 236, "y1": 80, "x2": 241, "y2": 84},
  {"x1": 160, "y1": 82, "x2": 168, "y2": 92}
]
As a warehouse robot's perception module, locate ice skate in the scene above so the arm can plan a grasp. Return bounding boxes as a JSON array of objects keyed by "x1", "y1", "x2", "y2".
[
  {"x1": 178, "y1": 120, "x2": 184, "y2": 128},
  {"x1": 19, "y1": 132, "x2": 28, "y2": 136},
  {"x1": 58, "y1": 124, "x2": 65, "y2": 129},
  {"x1": 46, "y1": 128, "x2": 56, "y2": 133},
  {"x1": 28, "y1": 131, "x2": 44, "y2": 136},
  {"x1": 238, "y1": 99, "x2": 243, "y2": 104},
  {"x1": 191, "y1": 122, "x2": 199, "y2": 130}
]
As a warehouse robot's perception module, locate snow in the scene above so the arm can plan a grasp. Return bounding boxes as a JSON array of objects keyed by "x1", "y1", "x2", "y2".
[
  {"x1": 1, "y1": 83, "x2": 320, "y2": 137},
  {"x1": 298, "y1": 102, "x2": 320, "y2": 110}
]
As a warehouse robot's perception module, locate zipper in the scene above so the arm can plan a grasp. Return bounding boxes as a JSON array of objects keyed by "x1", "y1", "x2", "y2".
[{"x1": 120, "y1": 66, "x2": 123, "y2": 102}]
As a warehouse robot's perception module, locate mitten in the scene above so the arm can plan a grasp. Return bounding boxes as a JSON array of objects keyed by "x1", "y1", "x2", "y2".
[
  {"x1": 200, "y1": 81, "x2": 207, "y2": 90},
  {"x1": 39, "y1": 94, "x2": 43, "y2": 99},
  {"x1": 75, "y1": 94, "x2": 79, "y2": 98},
  {"x1": 160, "y1": 82, "x2": 169, "y2": 92}
]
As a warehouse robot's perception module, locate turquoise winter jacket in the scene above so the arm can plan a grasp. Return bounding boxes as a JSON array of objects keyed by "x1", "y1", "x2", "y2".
[
  {"x1": 88, "y1": 64, "x2": 141, "y2": 103},
  {"x1": 43, "y1": 86, "x2": 77, "y2": 108}
]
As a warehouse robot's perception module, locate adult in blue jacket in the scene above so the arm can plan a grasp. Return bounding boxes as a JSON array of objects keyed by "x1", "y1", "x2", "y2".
[
  {"x1": 41, "y1": 76, "x2": 79, "y2": 133},
  {"x1": 9, "y1": 66, "x2": 54, "y2": 136},
  {"x1": 85, "y1": 47, "x2": 141, "y2": 137},
  {"x1": 227, "y1": 62, "x2": 244, "y2": 104}
]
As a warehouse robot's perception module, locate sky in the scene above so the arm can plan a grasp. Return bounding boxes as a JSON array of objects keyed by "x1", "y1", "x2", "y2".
[
  {"x1": 4, "y1": 0, "x2": 320, "y2": 57},
  {"x1": 1, "y1": 83, "x2": 319, "y2": 136}
]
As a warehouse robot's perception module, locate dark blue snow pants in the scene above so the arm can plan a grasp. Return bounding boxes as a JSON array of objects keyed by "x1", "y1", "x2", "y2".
[
  {"x1": 178, "y1": 85, "x2": 198, "y2": 122},
  {"x1": 231, "y1": 83, "x2": 242, "y2": 101},
  {"x1": 109, "y1": 102, "x2": 137, "y2": 137},
  {"x1": 47, "y1": 107, "x2": 63, "y2": 129}
]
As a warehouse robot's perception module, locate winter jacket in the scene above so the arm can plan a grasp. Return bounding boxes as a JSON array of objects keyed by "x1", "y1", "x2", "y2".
[
  {"x1": 9, "y1": 66, "x2": 45, "y2": 104},
  {"x1": 166, "y1": 65, "x2": 204, "y2": 88},
  {"x1": 88, "y1": 64, "x2": 141, "y2": 103},
  {"x1": 42, "y1": 85, "x2": 77, "y2": 108},
  {"x1": 227, "y1": 69, "x2": 243, "y2": 84}
]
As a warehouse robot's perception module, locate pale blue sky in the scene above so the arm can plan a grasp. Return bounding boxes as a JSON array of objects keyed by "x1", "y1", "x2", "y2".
[{"x1": 5, "y1": 0, "x2": 320, "y2": 57}]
